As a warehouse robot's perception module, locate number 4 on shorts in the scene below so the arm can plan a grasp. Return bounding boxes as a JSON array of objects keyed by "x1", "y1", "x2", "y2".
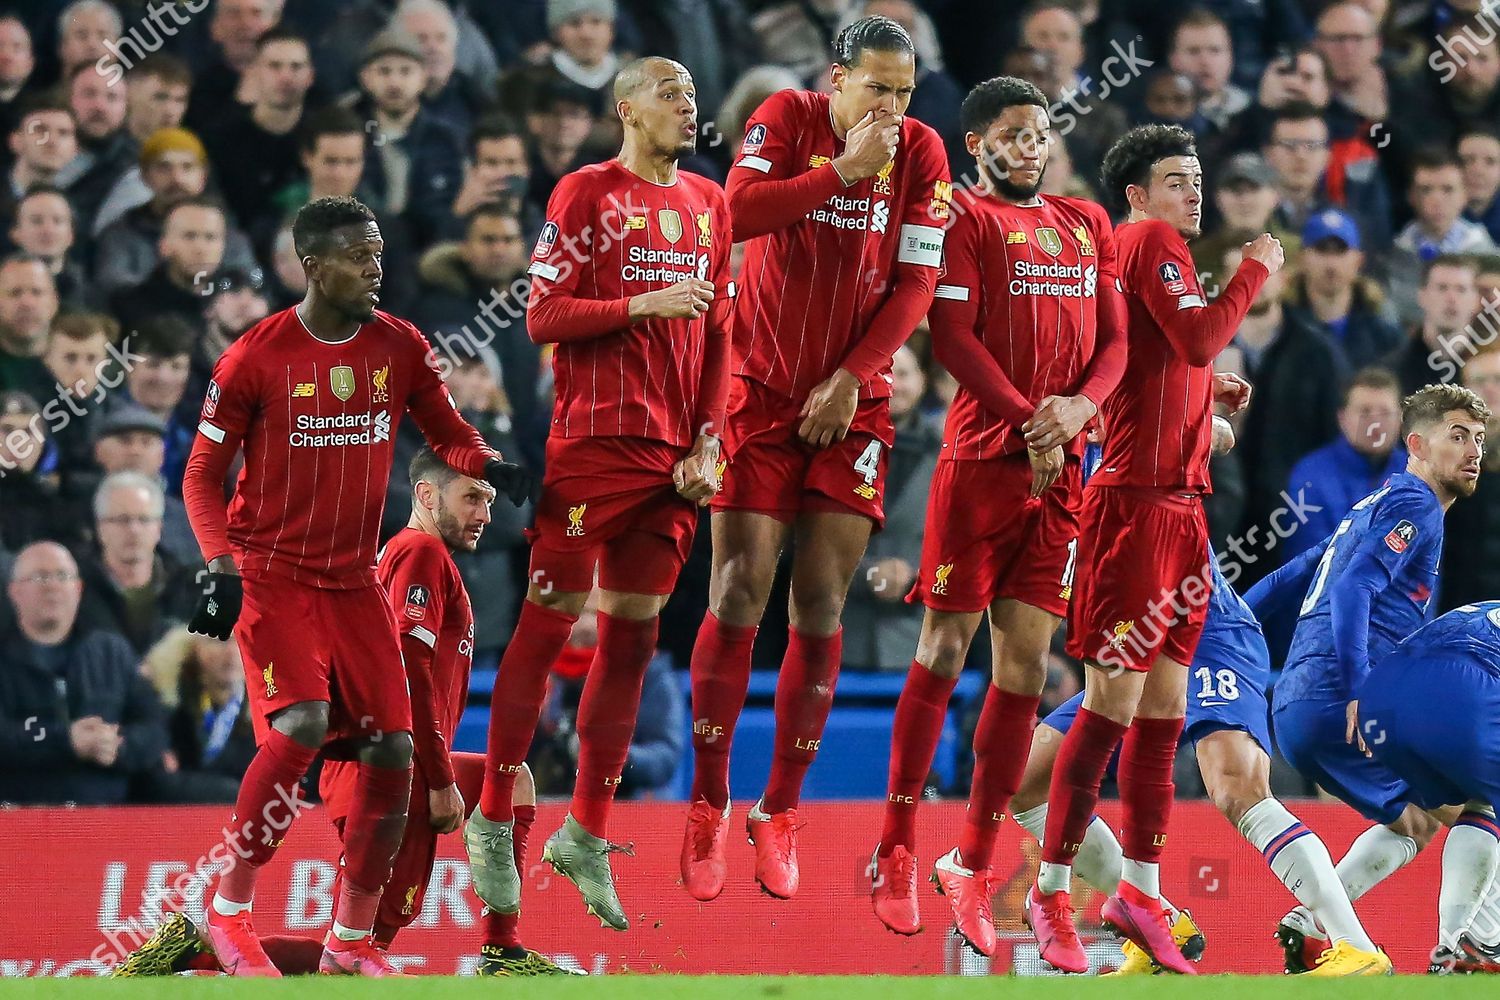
[{"x1": 853, "y1": 440, "x2": 882, "y2": 484}]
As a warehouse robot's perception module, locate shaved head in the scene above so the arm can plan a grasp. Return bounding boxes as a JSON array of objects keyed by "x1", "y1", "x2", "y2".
[{"x1": 614, "y1": 56, "x2": 689, "y2": 102}]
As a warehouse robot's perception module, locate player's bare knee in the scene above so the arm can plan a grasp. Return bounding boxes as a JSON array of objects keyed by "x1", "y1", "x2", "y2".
[
  {"x1": 512, "y1": 762, "x2": 536, "y2": 806},
  {"x1": 1205, "y1": 770, "x2": 1264, "y2": 827},
  {"x1": 788, "y1": 590, "x2": 846, "y2": 637},
  {"x1": 526, "y1": 587, "x2": 588, "y2": 617},
  {"x1": 598, "y1": 591, "x2": 666, "y2": 621},
  {"x1": 712, "y1": 555, "x2": 776, "y2": 625},
  {"x1": 270, "y1": 701, "x2": 329, "y2": 748},
  {"x1": 993, "y1": 648, "x2": 1048, "y2": 696},
  {"x1": 915, "y1": 615, "x2": 972, "y2": 678}
]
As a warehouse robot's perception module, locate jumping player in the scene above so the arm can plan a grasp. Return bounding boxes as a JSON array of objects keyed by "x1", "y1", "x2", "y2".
[
  {"x1": 1009, "y1": 419, "x2": 1390, "y2": 977},
  {"x1": 681, "y1": 14, "x2": 951, "y2": 903},
  {"x1": 1260, "y1": 384, "x2": 1493, "y2": 971},
  {"x1": 114, "y1": 449, "x2": 570, "y2": 977},
  {"x1": 466, "y1": 57, "x2": 733, "y2": 933},
  {"x1": 866, "y1": 76, "x2": 1125, "y2": 955},
  {"x1": 1025, "y1": 124, "x2": 1282, "y2": 974},
  {"x1": 178, "y1": 196, "x2": 534, "y2": 977}
]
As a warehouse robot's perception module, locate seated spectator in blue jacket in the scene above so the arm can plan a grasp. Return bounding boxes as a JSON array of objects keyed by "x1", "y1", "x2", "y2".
[
  {"x1": 0, "y1": 541, "x2": 166, "y2": 805},
  {"x1": 141, "y1": 627, "x2": 254, "y2": 803},
  {"x1": 1284, "y1": 209, "x2": 1402, "y2": 368},
  {"x1": 1282, "y1": 366, "x2": 1407, "y2": 562},
  {"x1": 1459, "y1": 127, "x2": 1500, "y2": 245}
]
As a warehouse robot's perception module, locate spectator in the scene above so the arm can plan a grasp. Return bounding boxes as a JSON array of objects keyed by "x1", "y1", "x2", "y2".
[
  {"x1": 56, "y1": 63, "x2": 131, "y2": 229},
  {"x1": 4, "y1": 97, "x2": 78, "y2": 219},
  {"x1": 1263, "y1": 102, "x2": 1391, "y2": 250},
  {"x1": 1169, "y1": 9, "x2": 1250, "y2": 132},
  {"x1": 1391, "y1": 14, "x2": 1500, "y2": 177},
  {"x1": 268, "y1": 107, "x2": 370, "y2": 249},
  {"x1": 1313, "y1": 2, "x2": 1388, "y2": 127},
  {"x1": 1134, "y1": 0, "x2": 1310, "y2": 93},
  {"x1": 1282, "y1": 366, "x2": 1407, "y2": 561},
  {"x1": 91, "y1": 56, "x2": 195, "y2": 234},
  {"x1": 1038, "y1": 131, "x2": 1095, "y2": 200},
  {"x1": 192, "y1": 268, "x2": 271, "y2": 399},
  {"x1": 1387, "y1": 150, "x2": 1497, "y2": 325},
  {"x1": 1021, "y1": 2, "x2": 1087, "y2": 95},
  {"x1": 714, "y1": 64, "x2": 803, "y2": 170},
  {"x1": 0, "y1": 14, "x2": 34, "y2": 120},
  {"x1": 1442, "y1": 343, "x2": 1500, "y2": 609},
  {"x1": 1139, "y1": 69, "x2": 1206, "y2": 134},
  {"x1": 621, "y1": 0, "x2": 760, "y2": 121},
  {"x1": 114, "y1": 315, "x2": 196, "y2": 495},
  {"x1": 76, "y1": 470, "x2": 197, "y2": 657},
  {"x1": 185, "y1": 0, "x2": 283, "y2": 133},
  {"x1": 201, "y1": 28, "x2": 317, "y2": 229},
  {"x1": 141, "y1": 628, "x2": 254, "y2": 802},
  {"x1": 1477, "y1": 254, "x2": 1500, "y2": 311},
  {"x1": 54, "y1": 0, "x2": 119, "y2": 83},
  {"x1": 842, "y1": 345, "x2": 938, "y2": 670},
  {"x1": 1009, "y1": 17, "x2": 1130, "y2": 187},
  {"x1": 394, "y1": 0, "x2": 495, "y2": 135},
  {"x1": 109, "y1": 197, "x2": 228, "y2": 335},
  {"x1": 1220, "y1": 239, "x2": 1348, "y2": 545},
  {"x1": 0, "y1": 391, "x2": 73, "y2": 563},
  {"x1": 1459, "y1": 126, "x2": 1500, "y2": 243},
  {"x1": 0, "y1": 541, "x2": 167, "y2": 806},
  {"x1": 1195, "y1": 153, "x2": 1300, "y2": 281},
  {"x1": 0, "y1": 254, "x2": 59, "y2": 400},
  {"x1": 448, "y1": 115, "x2": 536, "y2": 236},
  {"x1": 1201, "y1": 44, "x2": 1331, "y2": 167},
  {"x1": 41, "y1": 310, "x2": 116, "y2": 476},
  {"x1": 349, "y1": 28, "x2": 465, "y2": 249},
  {"x1": 7, "y1": 186, "x2": 92, "y2": 310},
  {"x1": 521, "y1": 77, "x2": 602, "y2": 213},
  {"x1": 412, "y1": 203, "x2": 545, "y2": 459},
  {"x1": 1383, "y1": 253, "x2": 1483, "y2": 393},
  {"x1": 1284, "y1": 208, "x2": 1402, "y2": 367},
  {"x1": 749, "y1": 0, "x2": 852, "y2": 82},
  {"x1": 92, "y1": 128, "x2": 257, "y2": 294},
  {"x1": 857, "y1": 1, "x2": 964, "y2": 169},
  {"x1": 91, "y1": 406, "x2": 198, "y2": 566},
  {"x1": 530, "y1": 591, "x2": 686, "y2": 800}
]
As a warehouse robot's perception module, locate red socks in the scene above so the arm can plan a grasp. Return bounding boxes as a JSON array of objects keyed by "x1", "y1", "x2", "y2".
[
  {"x1": 878, "y1": 662, "x2": 958, "y2": 856},
  {"x1": 215, "y1": 728, "x2": 319, "y2": 903},
  {"x1": 958, "y1": 686, "x2": 1040, "y2": 871},
  {"x1": 480, "y1": 600, "x2": 578, "y2": 819},
  {"x1": 689, "y1": 612, "x2": 758, "y2": 809},
  {"x1": 336, "y1": 763, "x2": 412, "y2": 930},
  {"x1": 1041, "y1": 706, "x2": 1127, "y2": 866},
  {"x1": 570, "y1": 613, "x2": 659, "y2": 838},
  {"x1": 762, "y1": 627, "x2": 842, "y2": 814},
  {"x1": 1118, "y1": 715, "x2": 1184, "y2": 862},
  {"x1": 483, "y1": 804, "x2": 535, "y2": 950}
]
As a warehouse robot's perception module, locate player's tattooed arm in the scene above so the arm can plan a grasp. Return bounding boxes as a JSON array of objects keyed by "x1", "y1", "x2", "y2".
[{"x1": 1211, "y1": 414, "x2": 1236, "y2": 456}]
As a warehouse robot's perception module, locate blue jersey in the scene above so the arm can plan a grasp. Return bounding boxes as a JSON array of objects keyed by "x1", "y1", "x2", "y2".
[
  {"x1": 1387, "y1": 600, "x2": 1500, "y2": 675},
  {"x1": 1277, "y1": 472, "x2": 1443, "y2": 705}
]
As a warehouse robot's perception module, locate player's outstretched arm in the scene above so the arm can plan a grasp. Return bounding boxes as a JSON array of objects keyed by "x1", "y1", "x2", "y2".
[{"x1": 1242, "y1": 541, "x2": 1326, "y2": 619}]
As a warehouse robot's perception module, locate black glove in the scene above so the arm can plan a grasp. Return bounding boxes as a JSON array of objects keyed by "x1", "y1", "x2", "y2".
[
  {"x1": 485, "y1": 457, "x2": 539, "y2": 507},
  {"x1": 187, "y1": 572, "x2": 243, "y2": 641}
]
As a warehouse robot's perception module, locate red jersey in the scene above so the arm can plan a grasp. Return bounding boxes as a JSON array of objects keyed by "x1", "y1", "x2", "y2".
[
  {"x1": 526, "y1": 160, "x2": 733, "y2": 449},
  {"x1": 377, "y1": 527, "x2": 472, "y2": 789},
  {"x1": 184, "y1": 308, "x2": 494, "y2": 588},
  {"x1": 1090, "y1": 219, "x2": 1268, "y2": 492},
  {"x1": 729, "y1": 89, "x2": 951, "y2": 400},
  {"x1": 930, "y1": 188, "x2": 1124, "y2": 460}
]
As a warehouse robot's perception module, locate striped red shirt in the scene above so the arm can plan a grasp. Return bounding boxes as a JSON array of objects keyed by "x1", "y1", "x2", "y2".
[
  {"x1": 525, "y1": 160, "x2": 733, "y2": 446},
  {"x1": 729, "y1": 89, "x2": 951, "y2": 400},
  {"x1": 184, "y1": 307, "x2": 494, "y2": 588},
  {"x1": 930, "y1": 189, "x2": 1122, "y2": 460},
  {"x1": 1090, "y1": 219, "x2": 1268, "y2": 492}
]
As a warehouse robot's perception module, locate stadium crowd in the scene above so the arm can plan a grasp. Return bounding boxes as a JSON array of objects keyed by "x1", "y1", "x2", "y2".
[{"x1": 2, "y1": 0, "x2": 1500, "y2": 808}]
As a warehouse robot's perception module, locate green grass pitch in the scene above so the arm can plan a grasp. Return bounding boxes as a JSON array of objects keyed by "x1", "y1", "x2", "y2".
[{"x1": 1, "y1": 977, "x2": 1495, "y2": 998}]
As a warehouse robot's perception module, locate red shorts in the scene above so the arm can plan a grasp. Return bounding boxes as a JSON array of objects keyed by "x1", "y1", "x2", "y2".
[
  {"x1": 909, "y1": 455, "x2": 1082, "y2": 616},
  {"x1": 233, "y1": 572, "x2": 411, "y2": 746},
  {"x1": 527, "y1": 435, "x2": 698, "y2": 595},
  {"x1": 322, "y1": 752, "x2": 486, "y2": 933},
  {"x1": 712, "y1": 376, "x2": 895, "y2": 526},
  {"x1": 1065, "y1": 485, "x2": 1211, "y2": 672}
]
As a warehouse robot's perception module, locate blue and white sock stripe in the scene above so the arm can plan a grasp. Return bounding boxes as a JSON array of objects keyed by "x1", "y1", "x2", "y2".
[
  {"x1": 1456, "y1": 811, "x2": 1500, "y2": 841},
  {"x1": 1263, "y1": 822, "x2": 1314, "y2": 863}
]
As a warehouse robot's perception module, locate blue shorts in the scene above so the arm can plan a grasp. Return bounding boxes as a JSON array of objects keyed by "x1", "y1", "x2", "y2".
[
  {"x1": 1271, "y1": 697, "x2": 1410, "y2": 824},
  {"x1": 1359, "y1": 650, "x2": 1500, "y2": 813},
  {"x1": 1041, "y1": 644, "x2": 1272, "y2": 755}
]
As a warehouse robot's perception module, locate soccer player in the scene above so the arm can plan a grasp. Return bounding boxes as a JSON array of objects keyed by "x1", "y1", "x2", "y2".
[
  {"x1": 1361, "y1": 601, "x2": 1500, "y2": 972},
  {"x1": 1261, "y1": 383, "x2": 1492, "y2": 971},
  {"x1": 865, "y1": 76, "x2": 1124, "y2": 954},
  {"x1": 1025, "y1": 124, "x2": 1282, "y2": 975},
  {"x1": 178, "y1": 195, "x2": 534, "y2": 977},
  {"x1": 465, "y1": 57, "x2": 733, "y2": 933},
  {"x1": 113, "y1": 449, "x2": 571, "y2": 977},
  {"x1": 1008, "y1": 421, "x2": 1390, "y2": 977},
  {"x1": 681, "y1": 14, "x2": 951, "y2": 903}
]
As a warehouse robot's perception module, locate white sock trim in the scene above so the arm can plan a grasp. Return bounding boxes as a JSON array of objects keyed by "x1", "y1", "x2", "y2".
[
  {"x1": 1037, "y1": 861, "x2": 1071, "y2": 895},
  {"x1": 211, "y1": 893, "x2": 252, "y2": 918},
  {"x1": 331, "y1": 921, "x2": 368, "y2": 942},
  {"x1": 1121, "y1": 858, "x2": 1160, "y2": 898}
]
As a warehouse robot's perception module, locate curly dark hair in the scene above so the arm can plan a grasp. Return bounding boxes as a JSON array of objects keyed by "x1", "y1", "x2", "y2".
[
  {"x1": 833, "y1": 14, "x2": 914, "y2": 67},
  {"x1": 960, "y1": 76, "x2": 1049, "y2": 135},
  {"x1": 291, "y1": 195, "x2": 377, "y2": 259},
  {"x1": 1099, "y1": 124, "x2": 1197, "y2": 216}
]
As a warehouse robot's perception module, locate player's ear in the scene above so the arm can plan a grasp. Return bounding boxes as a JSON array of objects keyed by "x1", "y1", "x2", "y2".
[
  {"x1": 615, "y1": 98, "x2": 631, "y2": 126},
  {"x1": 964, "y1": 131, "x2": 982, "y2": 159},
  {"x1": 830, "y1": 63, "x2": 846, "y2": 94}
]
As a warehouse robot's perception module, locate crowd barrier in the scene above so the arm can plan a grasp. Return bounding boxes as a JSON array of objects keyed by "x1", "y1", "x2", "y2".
[{"x1": 0, "y1": 800, "x2": 1447, "y2": 976}]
